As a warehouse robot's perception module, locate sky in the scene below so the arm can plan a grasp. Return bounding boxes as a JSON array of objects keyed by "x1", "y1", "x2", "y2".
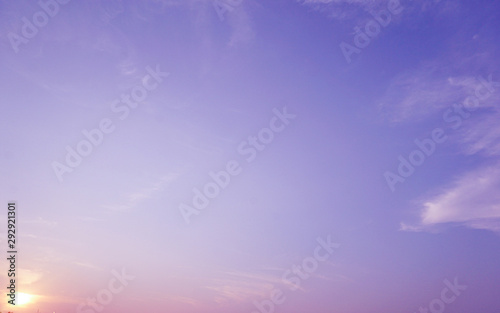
[{"x1": 1, "y1": 0, "x2": 500, "y2": 312}]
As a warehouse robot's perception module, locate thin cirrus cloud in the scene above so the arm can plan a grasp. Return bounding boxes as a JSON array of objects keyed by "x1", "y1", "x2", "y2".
[
  {"x1": 414, "y1": 112, "x2": 500, "y2": 233},
  {"x1": 144, "y1": 270, "x2": 288, "y2": 308},
  {"x1": 392, "y1": 69, "x2": 500, "y2": 232},
  {"x1": 225, "y1": 4, "x2": 256, "y2": 47},
  {"x1": 396, "y1": 80, "x2": 500, "y2": 232},
  {"x1": 203, "y1": 271, "x2": 286, "y2": 303},
  {"x1": 3, "y1": 0, "x2": 500, "y2": 311},
  {"x1": 393, "y1": 83, "x2": 500, "y2": 233},
  {"x1": 194, "y1": 267, "x2": 333, "y2": 304},
  {"x1": 377, "y1": 56, "x2": 500, "y2": 124},
  {"x1": 101, "y1": 173, "x2": 180, "y2": 212},
  {"x1": 401, "y1": 162, "x2": 500, "y2": 233},
  {"x1": 459, "y1": 113, "x2": 500, "y2": 157},
  {"x1": 165, "y1": 0, "x2": 256, "y2": 47},
  {"x1": 380, "y1": 12, "x2": 500, "y2": 234},
  {"x1": 296, "y1": 0, "x2": 383, "y2": 20},
  {"x1": 296, "y1": 0, "x2": 417, "y2": 21},
  {"x1": 297, "y1": 0, "x2": 383, "y2": 5}
]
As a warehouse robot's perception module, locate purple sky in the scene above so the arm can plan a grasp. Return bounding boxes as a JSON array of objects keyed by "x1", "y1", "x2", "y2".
[{"x1": 1, "y1": 0, "x2": 500, "y2": 312}]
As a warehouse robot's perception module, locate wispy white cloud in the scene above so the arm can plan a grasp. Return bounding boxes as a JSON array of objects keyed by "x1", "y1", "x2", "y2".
[
  {"x1": 226, "y1": 3, "x2": 256, "y2": 47},
  {"x1": 402, "y1": 161, "x2": 500, "y2": 233},
  {"x1": 296, "y1": 0, "x2": 415, "y2": 21},
  {"x1": 392, "y1": 71, "x2": 500, "y2": 234},
  {"x1": 297, "y1": 0, "x2": 380, "y2": 20},
  {"x1": 299, "y1": 0, "x2": 383, "y2": 5},
  {"x1": 19, "y1": 268, "x2": 44, "y2": 285},
  {"x1": 381, "y1": 10, "x2": 500, "y2": 233},
  {"x1": 201, "y1": 270, "x2": 292, "y2": 304},
  {"x1": 458, "y1": 111, "x2": 500, "y2": 156},
  {"x1": 378, "y1": 66, "x2": 499, "y2": 123},
  {"x1": 297, "y1": 0, "x2": 456, "y2": 16},
  {"x1": 77, "y1": 216, "x2": 107, "y2": 222},
  {"x1": 399, "y1": 222, "x2": 423, "y2": 232},
  {"x1": 139, "y1": 292, "x2": 200, "y2": 306},
  {"x1": 160, "y1": 0, "x2": 256, "y2": 47},
  {"x1": 22, "y1": 217, "x2": 58, "y2": 228},
  {"x1": 102, "y1": 172, "x2": 180, "y2": 211},
  {"x1": 200, "y1": 263, "x2": 348, "y2": 305},
  {"x1": 297, "y1": 0, "x2": 387, "y2": 9},
  {"x1": 73, "y1": 262, "x2": 103, "y2": 271}
]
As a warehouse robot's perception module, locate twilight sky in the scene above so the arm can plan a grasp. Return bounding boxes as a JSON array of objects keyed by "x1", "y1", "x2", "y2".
[{"x1": 1, "y1": 0, "x2": 500, "y2": 312}]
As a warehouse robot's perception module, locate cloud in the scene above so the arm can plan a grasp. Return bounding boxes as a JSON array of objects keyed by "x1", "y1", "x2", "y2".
[
  {"x1": 226, "y1": 3, "x2": 256, "y2": 47},
  {"x1": 297, "y1": 0, "x2": 381, "y2": 20},
  {"x1": 102, "y1": 173, "x2": 180, "y2": 211},
  {"x1": 297, "y1": 0, "x2": 458, "y2": 19},
  {"x1": 201, "y1": 270, "x2": 292, "y2": 304},
  {"x1": 162, "y1": 0, "x2": 256, "y2": 47},
  {"x1": 77, "y1": 216, "x2": 107, "y2": 222},
  {"x1": 299, "y1": 0, "x2": 382, "y2": 4},
  {"x1": 22, "y1": 217, "x2": 58, "y2": 228},
  {"x1": 296, "y1": 0, "x2": 416, "y2": 21},
  {"x1": 458, "y1": 111, "x2": 500, "y2": 156},
  {"x1": 73, "y1": 262, "x2": 103, "y2": 271},
  {"x1": 297, "y1": 0, "x2": 385, "y2": 7},
  {"x1": 392, "y1": 72, "x2": 500, "y2": 234},
  {"x1": 383, "y1": 22, "x2": 500, "y2": 234},
  {"x1": 199, "y1": 263, "x2": 347, "y2": 305},
  {"x1": 376, "y1": 0, "x2": 500, "y2": 123},
  {"x1": 402, "y1": 162, "x2": 500, "y2": 233},
  {"x1": 399, "y1": 222, "x2": 423, "y2": 232},
  {"x1": 19, "y1": 268, "x2": 44, "y2": 285},
  {"x1": 378, "y1": 66, "x2": 500, "y2": 123}
]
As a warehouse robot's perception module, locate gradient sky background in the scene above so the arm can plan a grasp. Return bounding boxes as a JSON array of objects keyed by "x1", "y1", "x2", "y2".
[{"x1": 1, "y1": 0, "x2": 500, "y2": 312}]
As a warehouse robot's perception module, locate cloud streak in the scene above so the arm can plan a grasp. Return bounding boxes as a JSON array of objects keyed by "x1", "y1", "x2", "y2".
[{"x1": 402, "y1": 161, "x2": 500, "y2": 233}]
